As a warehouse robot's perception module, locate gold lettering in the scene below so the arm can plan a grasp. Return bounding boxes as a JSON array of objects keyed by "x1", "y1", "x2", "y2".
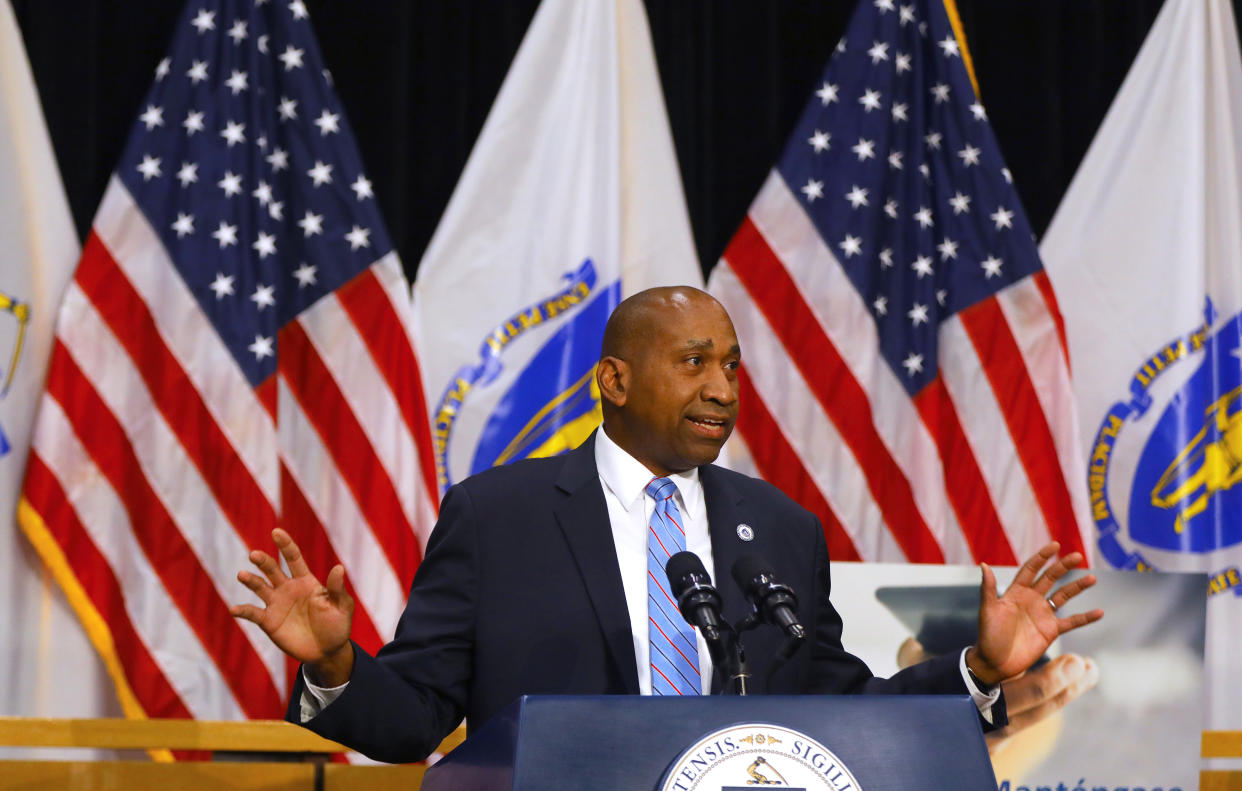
[
  {"x1": 1102, "y1": 415, "x2": 1123, "y2": 438},
  {"x1": 517, "y1": 308, "x2": 543, "y2": 329}
]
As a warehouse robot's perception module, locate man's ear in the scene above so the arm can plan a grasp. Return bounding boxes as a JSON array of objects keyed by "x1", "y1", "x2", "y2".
[{"x1": 597, "y1": 356, "x2": 628, "y2": 407}]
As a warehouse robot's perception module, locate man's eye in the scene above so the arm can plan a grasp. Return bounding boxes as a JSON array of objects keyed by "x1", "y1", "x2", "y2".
[
  {"x1": 687, "y1": 355, "x2": 702, "y2": 366},
  {"x1": 725, "y1": 360, "x2": 740, "y2": 371}
]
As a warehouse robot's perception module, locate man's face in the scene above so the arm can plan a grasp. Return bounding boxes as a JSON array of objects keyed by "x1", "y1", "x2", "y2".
[{"x1": 616, "y1": 295, "x2": 741, "y2": 476}]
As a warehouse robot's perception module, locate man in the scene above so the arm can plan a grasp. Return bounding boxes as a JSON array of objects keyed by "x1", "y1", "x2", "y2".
[{"x1": 232, "y1": 286, "x2": 1101, "y2": 764}]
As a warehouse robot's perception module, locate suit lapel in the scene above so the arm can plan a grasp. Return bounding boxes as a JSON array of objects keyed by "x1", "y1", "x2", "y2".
[
  {"x1": 552, "y1": 432, "x2": 640, "y2": 694},
  {"x1": 702, "y1": 465, "x2": 750, "y2": 624}
]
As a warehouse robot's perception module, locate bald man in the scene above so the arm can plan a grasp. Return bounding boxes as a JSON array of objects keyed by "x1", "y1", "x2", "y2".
[{"x1": 233, "y1": 287, "x2": 1100, "y2": 764}]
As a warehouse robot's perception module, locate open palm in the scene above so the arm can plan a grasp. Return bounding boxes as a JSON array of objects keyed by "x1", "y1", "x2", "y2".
[
  {"x1": 230, "y1": 528, "x2": 354, "y2": 667},
  {"x1": 970, "y1": 543, "x2": 1103, "y2": 685}
]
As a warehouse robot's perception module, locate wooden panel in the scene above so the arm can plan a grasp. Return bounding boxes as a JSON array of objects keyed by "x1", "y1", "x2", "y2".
[
  {"x1": 323, "y1": 764, "x2": 428, "y2": 790},
  {"x1": 0, "y1": 760, "x2": 314, "y2": 790},
  {"x1": 1205, "y1": 731, "x2": 1242, "y2": 758},
  {"x1": 0, "y1": 718, "x2": 346, "y2": 753},
  {"x1": 1202, "y1": 770, "x2": 1242, "y2": 791},
  {"x1": 0, "y1": 717, "x2": 467, "y2": 759}
]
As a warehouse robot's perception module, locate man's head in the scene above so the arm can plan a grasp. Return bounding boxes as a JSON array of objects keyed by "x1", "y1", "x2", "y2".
[{"x1": 596, "y1": 286, "x2": 741, "y2": 476}]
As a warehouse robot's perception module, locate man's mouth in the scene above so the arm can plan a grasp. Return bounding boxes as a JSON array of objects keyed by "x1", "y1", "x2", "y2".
[{"x1": 687, "y1": 416, "x2": 731, "y2": 437}]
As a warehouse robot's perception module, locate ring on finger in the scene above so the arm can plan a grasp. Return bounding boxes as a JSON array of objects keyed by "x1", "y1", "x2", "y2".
[{"x1": 1046, "y1": 597, "x2": 1057, "y2": 611}]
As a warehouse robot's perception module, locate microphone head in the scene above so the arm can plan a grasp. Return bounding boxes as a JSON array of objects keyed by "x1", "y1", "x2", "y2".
[
  {"x1": 731, "y1": 553, "x2": 774, "y2": 594},
  {"x1": 665, "y1": 550, "x2": 710, "y2": 595}
]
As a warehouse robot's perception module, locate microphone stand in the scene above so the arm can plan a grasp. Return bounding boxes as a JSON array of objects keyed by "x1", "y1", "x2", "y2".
[{"x1": 729, "y1": 613, "x2": 806, "y2": 694}]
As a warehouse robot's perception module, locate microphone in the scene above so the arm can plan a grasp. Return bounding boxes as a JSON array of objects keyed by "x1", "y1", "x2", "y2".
[
  {"x1": 731, "y1": 554, "x2": 807, "y2": 642},
  {"x1": 664, "y1": 551, "x2": 725, "y2": 646}
]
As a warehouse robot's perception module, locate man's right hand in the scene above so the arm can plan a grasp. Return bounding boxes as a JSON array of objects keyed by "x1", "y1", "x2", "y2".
[{"x1": 230, "y1": 528, "x2": 356, "y2": 687}]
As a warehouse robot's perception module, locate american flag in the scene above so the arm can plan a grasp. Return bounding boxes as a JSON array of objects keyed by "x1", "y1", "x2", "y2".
[
  {"x1": 709, "y1": 0, "x2": 1092, "y2": 565},
  {"x1": 18, "y1": 0, "x2": 437, "y2": 722}
]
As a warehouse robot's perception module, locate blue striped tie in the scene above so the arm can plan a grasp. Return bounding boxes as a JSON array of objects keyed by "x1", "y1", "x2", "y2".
[{"x1": 645, "y1": 476, "x2": 700, "y2": 695}]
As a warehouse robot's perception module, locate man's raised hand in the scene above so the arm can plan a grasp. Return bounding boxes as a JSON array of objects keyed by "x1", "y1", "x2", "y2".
[
  {"x1": 966, "y1": 542, "x2": 1103, "y2": 687},
  {"x1": 230, "y1": 528, "x2": 356, "y2": 686}
]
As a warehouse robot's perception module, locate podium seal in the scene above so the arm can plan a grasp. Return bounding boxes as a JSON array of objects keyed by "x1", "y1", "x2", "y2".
[{"x1": 659, "y1": 723, "x2": 862, "y2": 791}]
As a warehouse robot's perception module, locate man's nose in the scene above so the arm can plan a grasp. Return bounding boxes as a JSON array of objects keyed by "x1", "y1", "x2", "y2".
[{"x1": 702, "y1": 367, "x2": 738, "y2": 404}]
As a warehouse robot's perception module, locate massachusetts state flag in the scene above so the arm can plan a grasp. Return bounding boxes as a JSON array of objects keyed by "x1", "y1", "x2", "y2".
[
  {"x1": 709, "y1": 0, "x2": 1091, "y2": 565},
  {"x1": 413, "y1": 0, "x2": 701, "y2": 492},
  {"x1": 18, "y1": 0, "x2": 437, "y2": 724},
  {"x1": 1041, "y1": 0, "x2": 1242, "y2": 728}
]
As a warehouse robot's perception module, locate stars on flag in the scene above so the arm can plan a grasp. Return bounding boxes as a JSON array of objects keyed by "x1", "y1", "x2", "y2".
[
  {"x1": 350, "y1": 174, "x2": 373, "y2": 200},
  {"x1": 114, "y1": 0, "x2": 398, "y2": 385},
  {"x1": 176, "y1": 162, "x2": 198, "y2": 186},
  {"x1": 171, "y1": 213, "x2": 195, "y2": 238},
  {"x1": 220, "y1": 120, "x2": 246, "y2": 147},
  {"x1": 209, "y1": 272, "x2": 235, "y2": 299},
  {"x1": 218, "y1": 171, "x2": 243, "y2": 197},
  {"x1": 313, "y1": 109, "x2": 340, "y2": 135},
  {"x1": 212, "y1": 221, "x2": 238, "y2": 248},
  {"x1": 140, "y1": 105, "x2": 164, "y2": 129},
  {"x1": 293, "y1": 262, "x2": 318, "y2": 287},
  {"x1": 844, "y1": 185, "x2": 869, "y2": 208},
  {"x1": 279, "y1": 45, "x2": 305, "y2": 71},
  {"x1": 859, "y1": 89, "x2": 883, "y2": 112},
  {"x1": 345, "y1": 225, "x2": 371, "y2": 250},
  {"x1": 136, "y1": 155, "x2": 162, "y2": 181},
  {"x1": 183, "y1": 110, "x2": 205, "y2": 135},
  {"x1": 307, "y1": 160, "x2": 334, "y2": 186},
  {"x1": 991, "y1": 206, "x2": 1014, "y2": 229}
]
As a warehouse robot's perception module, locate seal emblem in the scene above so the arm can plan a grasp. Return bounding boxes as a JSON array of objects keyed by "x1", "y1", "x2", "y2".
[
  {"x1": 659, "y1": 723, "x2": 862, "y2": 791},
  {"x1": 1087, "y1": 298, "x2": 1242, "y2": 596}
]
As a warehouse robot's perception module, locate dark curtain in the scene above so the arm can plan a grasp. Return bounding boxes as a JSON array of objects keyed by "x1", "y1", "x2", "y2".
[{"x1": 10, "y1": 0, "x2": 1191, "y2": 282}]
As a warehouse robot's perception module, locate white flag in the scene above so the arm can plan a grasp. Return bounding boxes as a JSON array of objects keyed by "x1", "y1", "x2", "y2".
[
  {"x1": 1040, "y1": 0, "x2": 1242, "y2": 729},
  {"x1": 413, "y1": 0, "x2": 700, "y2": 490},
  {"x1": 0, "y1": 0, "x2": 114, "y2": 728}
]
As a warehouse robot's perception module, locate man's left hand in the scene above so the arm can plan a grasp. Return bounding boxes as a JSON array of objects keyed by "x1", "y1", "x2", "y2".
[{"x1": 966, "y1": 543, "x2": 1103, "y2": 687}]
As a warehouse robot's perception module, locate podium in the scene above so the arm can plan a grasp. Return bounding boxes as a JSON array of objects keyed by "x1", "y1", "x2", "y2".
[{"x1": 422, "y1": 695, "x2": 997, "y2": 791}]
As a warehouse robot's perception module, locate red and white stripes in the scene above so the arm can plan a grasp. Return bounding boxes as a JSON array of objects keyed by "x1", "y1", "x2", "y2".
[
  {"x1": 21, "y1": 179, "x2": 437, "y2": 721},
  {"x1": 710, "y1": 172, "x2": 1091, "y2": 566}
]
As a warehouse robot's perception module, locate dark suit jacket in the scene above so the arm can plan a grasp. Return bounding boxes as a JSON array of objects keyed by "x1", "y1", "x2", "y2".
[{"x1": 289, "y1": 433, "x2": 1003, "y2": 763}]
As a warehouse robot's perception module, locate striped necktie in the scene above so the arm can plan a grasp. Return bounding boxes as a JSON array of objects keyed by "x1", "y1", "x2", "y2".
[{"x1": 645, "y1": 476, "x2": 701, "y2": 695}]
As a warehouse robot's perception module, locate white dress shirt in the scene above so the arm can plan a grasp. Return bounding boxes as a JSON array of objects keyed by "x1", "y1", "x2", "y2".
[{"x1": 594, "y1": 425, "x2": 715, "y2": 694}]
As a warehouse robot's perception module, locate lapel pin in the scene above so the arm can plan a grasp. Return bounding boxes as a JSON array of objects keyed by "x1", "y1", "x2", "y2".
[{"x1": 736, "y1": 523, "x2": 754, "y2": 542}]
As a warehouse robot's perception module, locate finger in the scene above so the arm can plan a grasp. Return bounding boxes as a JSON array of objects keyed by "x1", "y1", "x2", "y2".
[
  {"x1": 980, "y1": 562, "x2": 999, "y2": 604},
  {"x1": 273, "y1": 528, "x2": 313, "y2": 578},
  {"x1": 1047, "y1": 573, "x2": 1096, "y2": 609},
  {"x1": 1057, "y1": 608, "x2": 1104, "y2": 634},
  {"x1": 250, "y1": 549, "x2": 288, "y2": 588},
  {"x1": 230, "y1": 603, "x2": 264, "y2": 624},
  {"x1": 324, "y1": 564, "x2": 346, "y2": 597},
  {"x1": 1032, "y1": 551, "x2": 1085, "y2": 596},
  {"x1": 237, "y1": 570, "x2": 274, "y2": 604},
  {"x1": 1001, "y1": 654, "x2": 1084, "y2": 714},
  {"x1": 1011, "y1": 542, "x2": 1058, "y2": 589}
]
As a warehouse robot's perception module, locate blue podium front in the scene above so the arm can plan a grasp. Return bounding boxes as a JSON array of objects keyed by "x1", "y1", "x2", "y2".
[{"x1": 421, "y1": 694, "x2": 997, "y2": 791}]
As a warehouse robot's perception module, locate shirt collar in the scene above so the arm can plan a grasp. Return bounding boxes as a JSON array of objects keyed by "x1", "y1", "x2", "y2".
[{"x1": 595, "y1": 426, "x2": 703, "y2": 516}]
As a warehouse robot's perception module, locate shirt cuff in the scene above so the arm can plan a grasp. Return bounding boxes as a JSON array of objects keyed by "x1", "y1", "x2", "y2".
[
  {"x1": 958, "y1": 647, "x2": 1000, "y2": 724},
  {"x1": 298, "y1": 667, "x2": 349, "y2": 723}
]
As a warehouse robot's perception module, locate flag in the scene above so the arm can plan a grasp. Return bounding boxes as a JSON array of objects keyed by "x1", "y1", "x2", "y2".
[
  {"x1": 708, "y1": 0, "x2": 1090, "y2": 565},
  {"x1": 1040, "y1": 0, "x2": 1242, "y2": 729},
  {"x1": 0, "y1": 0, "x2": 112, "y2": 724},
  {"x1": 413, "y1": 0, "x2": 700, "y2": 491},
  {"x1": 17, "y1": 0, "x2": 437, "y2": 724}
]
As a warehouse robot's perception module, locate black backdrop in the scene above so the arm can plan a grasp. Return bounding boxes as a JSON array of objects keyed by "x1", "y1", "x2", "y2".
[{"x1": 11, "y1": 0, "x2": 1206, "y2": 282}]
